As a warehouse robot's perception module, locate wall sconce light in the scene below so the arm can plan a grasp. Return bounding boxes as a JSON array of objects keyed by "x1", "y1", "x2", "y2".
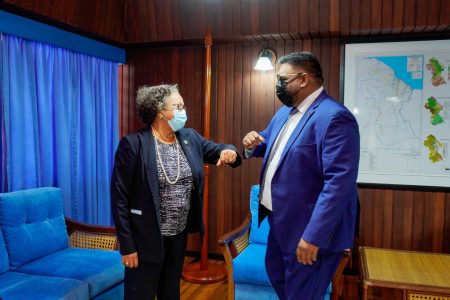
[{"x1": 254, "y1": 48, "x2": 276, "y2": 71}]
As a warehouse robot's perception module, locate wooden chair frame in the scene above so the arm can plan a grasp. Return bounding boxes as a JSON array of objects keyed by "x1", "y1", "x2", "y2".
[{"x1": 219, "y1": 214, "x2": 351, "y2": 300}]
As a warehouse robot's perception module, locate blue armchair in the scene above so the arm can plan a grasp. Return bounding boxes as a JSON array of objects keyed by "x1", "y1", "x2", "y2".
[
  {"x1": 0, "y1": 187, "x2": 124, "y2": 300},
  {"x1": 219, "y1": 185, "x2": 350, "y2": 300}
]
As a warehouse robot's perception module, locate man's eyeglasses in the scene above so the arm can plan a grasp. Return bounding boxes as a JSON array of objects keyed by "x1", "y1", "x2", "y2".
[
  {"x1": 276, "y1": 72, "x2": 307, "y2": 83},
  {"x1": 165, "y1": 104, "x2": 186, "y2": 111}
]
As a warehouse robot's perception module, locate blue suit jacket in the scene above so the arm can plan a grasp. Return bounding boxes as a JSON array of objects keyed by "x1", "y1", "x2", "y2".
[{"x1": 252, "y1": 90, "x2": 360, "y2": 254}]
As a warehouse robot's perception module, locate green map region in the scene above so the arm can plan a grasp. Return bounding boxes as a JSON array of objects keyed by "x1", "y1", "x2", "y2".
[
  {"x1": 424, "y1": 96, "x2": 445, "y2": 125},
  {"x1": 424, "y1": 134, "x2": 443, "y2": 163},
  {"x1": 426, "y1": 57, "x2": 446, "y2": 86}
]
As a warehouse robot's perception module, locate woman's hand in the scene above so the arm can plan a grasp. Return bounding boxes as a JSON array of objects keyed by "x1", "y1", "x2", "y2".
[
  {"x1": 216, "y1": 149, "x2": 238, "y2": 166},
  {"x1": 122, "y1": 252, "x2": 139, "y2": 268}
]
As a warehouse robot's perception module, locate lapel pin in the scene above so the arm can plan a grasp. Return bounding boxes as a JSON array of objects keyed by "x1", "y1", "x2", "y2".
[{"x1": 184, "y1": 140, "x2": 188, "y2": 144}]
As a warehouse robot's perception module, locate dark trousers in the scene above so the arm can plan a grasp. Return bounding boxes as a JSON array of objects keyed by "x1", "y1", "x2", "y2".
[
  {"x1": 266, "y1": 215, "x2": 342, "y2": 300},
  {"x1": 124, "y1": 229, "x2": 188, "y2": 300}
]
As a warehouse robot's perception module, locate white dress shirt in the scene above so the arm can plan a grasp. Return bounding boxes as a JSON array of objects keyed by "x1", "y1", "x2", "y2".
[{"x1": 260, "y1": 86, "x2": 323, "y2": 211}]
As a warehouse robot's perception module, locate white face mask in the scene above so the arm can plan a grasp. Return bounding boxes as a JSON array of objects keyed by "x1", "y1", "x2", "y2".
[{"x1": 167, "y1": 109, "x2": 187, "y2": 132}]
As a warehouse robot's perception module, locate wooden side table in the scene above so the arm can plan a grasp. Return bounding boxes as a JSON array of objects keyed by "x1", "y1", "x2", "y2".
[{"x1": 360, "y1": 246, "x2": 450, "y2": 300}]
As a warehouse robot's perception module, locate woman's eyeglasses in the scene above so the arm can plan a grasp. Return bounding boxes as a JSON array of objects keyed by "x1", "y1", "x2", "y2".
[{"x1": 165, "y1": 104, "x2": 186, "y2": 111}]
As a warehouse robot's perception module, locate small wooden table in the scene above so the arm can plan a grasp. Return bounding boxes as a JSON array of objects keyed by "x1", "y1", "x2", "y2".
[{"x1": 360, "y1": 246, "x2": 450, "y2": 300}]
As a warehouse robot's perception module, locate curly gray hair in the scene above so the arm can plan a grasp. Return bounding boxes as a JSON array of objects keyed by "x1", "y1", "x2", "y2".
[{"x1": 136, "y1": 84, "x2": 179, "y2": 125}]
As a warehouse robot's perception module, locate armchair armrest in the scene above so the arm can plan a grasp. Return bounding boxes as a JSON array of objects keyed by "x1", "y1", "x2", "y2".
[
  {"x1": 218, "y1": 214, "x2": 251, "y2": 258},
  {"x1": 65, "y1": 217, "x2": 119, "y2": 251},
  {"x1": 218, "y1": 214, "x2": 251, "y2": 300}
]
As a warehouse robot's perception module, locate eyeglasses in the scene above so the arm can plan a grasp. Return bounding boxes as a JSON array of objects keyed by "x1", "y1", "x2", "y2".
[
  {"x1": 276, "y1": 72, "x2": 307, "y2": 84},
  {"x1": 165, "y1": 103, "x2": 186, "y2": 112}
]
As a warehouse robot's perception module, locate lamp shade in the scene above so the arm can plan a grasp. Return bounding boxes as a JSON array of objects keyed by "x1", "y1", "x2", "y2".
[{"x1": 254, "y1": 49, "x2": 276, "y2": 71}]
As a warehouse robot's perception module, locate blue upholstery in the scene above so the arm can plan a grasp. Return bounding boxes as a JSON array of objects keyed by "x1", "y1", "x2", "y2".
[
  {"x1": 93, "y1": 282, "x2": 124, "y2": 300},
  {"x1": 0, "y1": 271, "x2": 89, "y2": 300},
  {"x1": 16, "y1": 247, "x2": 124, "y2": 298},
  {"x1": 233, "y1": 243, "x2": 271, "y2": 286},
  {"x1": 0, "y1": 187, "x2": 68, "y2": 268},
  {"x1": 235, "y1": 283, "x2": 278, "y2": 300},
  {"x1": 0, "y1": 227, "x2": 9, "y2": 274},
  {"x1": 0, "y1": 187, "x2": 124, "y2": 299},
  {"x1": 232, "y1": 185, "x2": 331, "y2": 300},
  {"x1": 248, "y1": 185, "x2": 270, "y2": 244}
]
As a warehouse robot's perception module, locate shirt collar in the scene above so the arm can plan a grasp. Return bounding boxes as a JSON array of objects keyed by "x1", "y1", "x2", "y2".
[{"x1": 296, "y1": 86, "x2": 323, "y2": 114}]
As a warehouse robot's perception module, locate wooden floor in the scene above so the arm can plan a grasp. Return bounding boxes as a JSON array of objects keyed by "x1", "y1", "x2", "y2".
[{"x1": 180, "y1": 258, "x2": 228, "y2": 300}]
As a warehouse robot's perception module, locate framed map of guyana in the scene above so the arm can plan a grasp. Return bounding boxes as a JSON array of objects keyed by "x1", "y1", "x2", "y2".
[{"x1": 344, "y1": 40, "x2": 450, "y2": 188}]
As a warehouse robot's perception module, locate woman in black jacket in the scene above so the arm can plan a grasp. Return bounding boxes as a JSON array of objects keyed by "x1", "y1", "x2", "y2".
[{"x1": 111, "y1": 84, "x2": 241, "y2": 300}]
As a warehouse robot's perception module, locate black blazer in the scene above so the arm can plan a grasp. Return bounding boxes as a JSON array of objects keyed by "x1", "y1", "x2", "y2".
[{"x1": 110, "y1": 127, "x2": 241, "y2": 263}]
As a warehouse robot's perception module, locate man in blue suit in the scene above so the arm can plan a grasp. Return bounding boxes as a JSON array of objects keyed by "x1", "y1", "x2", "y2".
[{"x1": 243, "y1": 52, "x2": 360, "y2": 300}]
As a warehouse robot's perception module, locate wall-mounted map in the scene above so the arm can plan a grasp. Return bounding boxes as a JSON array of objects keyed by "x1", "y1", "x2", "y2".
[{"x1": 344, "y1": 40, "x2": 450, "y2": 188}]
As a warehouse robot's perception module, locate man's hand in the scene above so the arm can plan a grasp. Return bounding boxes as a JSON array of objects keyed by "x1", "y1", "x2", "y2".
[
  {"x1": 296, "y1": 238, "x2": 319, "y2": 265},
  {"x1": 216, "y1": 149, "x2": 238, "y2": 166},
  {"x1": 242, "y1": 131, "x2": 264, "y2": 150},
  {"x1": 122, "y1": 252, "x2": 139, "y2": 268}
]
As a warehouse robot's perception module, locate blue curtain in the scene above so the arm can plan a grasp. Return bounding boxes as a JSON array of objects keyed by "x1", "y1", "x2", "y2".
[{"x1": 0, "y1": 33, "x2": 119, "y2": 225}]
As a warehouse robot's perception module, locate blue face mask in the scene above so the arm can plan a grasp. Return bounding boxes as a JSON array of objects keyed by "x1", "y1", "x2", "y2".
[{"x1": 167, "y1": 109, "x2": 187, "y2": 132}]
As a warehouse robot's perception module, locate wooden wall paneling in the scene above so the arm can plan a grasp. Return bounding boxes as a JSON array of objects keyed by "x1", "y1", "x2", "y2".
[
  {"x1": 170, "y1": 0, "x2": 182, "y2": 40},
  {"x1": 412, "y1": 191, "x2": 426, "y2": 251},
  {"x1": 444, "y1": 193, "x2": 450, "y2": 253},
  {"x1": 319, "y1": 39, "x2": 331, "y2": 93},
  {"x1": 372, "y1": 189, "x2": 384, "y2": 247},
  {"x1": 231, "y1": 43, "x2": 244, "y2": 228},
  {"x1": 402, "y1": 0, "x2": 416, "y2": 33},
  {"x1": 329, "y1": 0, "x2": 340, "y2": 36},
  {"x1": 277, "y1": 0, "x2": 290, "y2": 37},
  {"x1": 288, "y1": 0, "x2": 299, "y2": 35},
  {"x1": 221, "y1": 43, "x2": 237, "y2": 250},
  {"x1": 308, "y1": 0, "x2": 320, "y2": 38},
  {"x1": 318, "y1": 0, "x2": 330, "y2": 38},
  {"x1": 423, "y1": 191, "x2": 435, "y2": 252},
  {"x1": 425, "y1": 0, "x2": 440, "y2": 32},
  {"x1": 240, "y1": 42, "x2": 255, "y2": 216},
  {"x1": 359, "y1": 0, "x2": 372, "y2": 35},
  {"x1": 207, "y1": 43, "x2": 227, "y2": 253},
  {"x1": 298, "y1": 0, "x2": 310, "y2": 39},
  {"x1": 380, "y1": 0, "x2": 394, "y2": 34},
  {"x1": 339, "y1": 0, "x2": 350, "y2": 36},
  {"x1": 328, "y1": 39, "x2": 341, "y2": 100},
  {"x1": 360, "y1": 188, "x2": 375, "y2": 246},
  {"x1": 402, "y1": 190, "x2": 414, "y2": 250},
  {"x1": 392, "y1": 190, "x2": 405, "y2": 249},
  {"x1": 438, "y1": 0, "x2": 450, "y2": 31},
  {"x1": 231, "y1": 0, "x2": 242, "y2": 38},
  {"x1": 252, "y1": 0, "x2": 264, "y2": 37},
  {"x1": 391, "y1": 0, "x2": 405, "y2": 34},
  {"x1": 382, "y1": 189, "x2": 394, "y2": 248},
  {"x1": 415, "y1": 0, "x2": 429, "y2": 32},
  {"x1": 370, "y1": 0, "x2": 382, "y2": 35},
  {"x1": 3, "y1": 0, "x2": 125, "y2": 42},
  {"x1": 349, "y1": 0, "x2": 361, "y2": 35},
  {"x1": 432, "y1": 192, "x2": 445, "y2": 252}
]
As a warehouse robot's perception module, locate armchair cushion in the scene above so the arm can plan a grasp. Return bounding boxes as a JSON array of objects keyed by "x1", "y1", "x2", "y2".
[
  {"x1": 0, "y1": 227, "x2": 9, "y2": 274},
  {"x1": 0, "y1": 187, "x2": 68, "y2": 268},
  {"x1": 249, "y1": 185, "x2": 270, "y2": 245},
  {"x1": 233, "y1": 243, "x2": 271, "y2": 286},
  {"x1": 16, "y1": 247, "x2": 124, "y2": 298},
  {"x1": 0, "y1": 271, "x2": 89, "y2": 300}
]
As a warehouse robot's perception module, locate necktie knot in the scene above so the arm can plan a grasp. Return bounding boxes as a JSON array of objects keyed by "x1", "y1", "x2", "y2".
[{"x1": 290, "y1": 107, "x2": 299, "y2": 116}]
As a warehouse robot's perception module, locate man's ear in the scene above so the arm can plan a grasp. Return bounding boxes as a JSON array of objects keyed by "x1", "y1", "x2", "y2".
[{"x1": 299, "y1": 73, "x2": 309, "y2": 88}]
